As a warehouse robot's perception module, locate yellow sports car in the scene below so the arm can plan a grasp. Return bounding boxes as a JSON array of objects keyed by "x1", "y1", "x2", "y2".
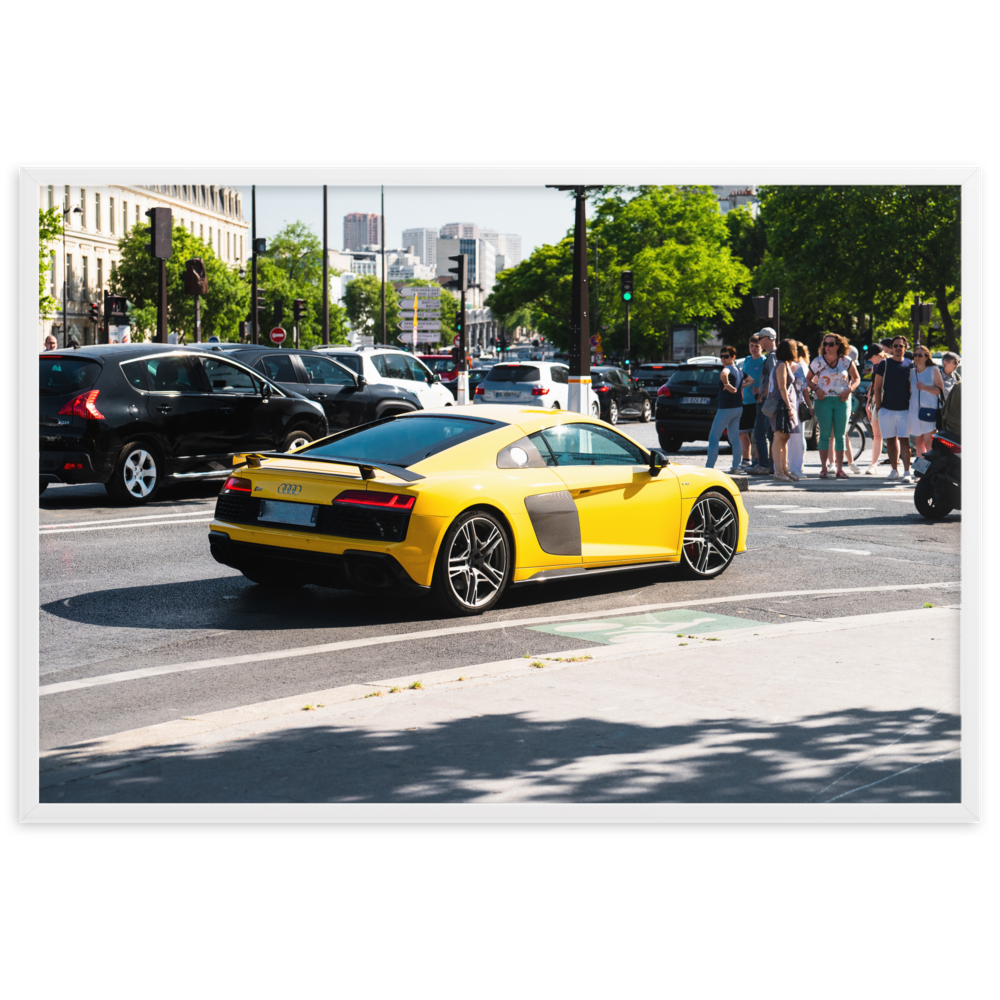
[{"x1": 208, "y1": 405, "x2": 748, "y2": 615}]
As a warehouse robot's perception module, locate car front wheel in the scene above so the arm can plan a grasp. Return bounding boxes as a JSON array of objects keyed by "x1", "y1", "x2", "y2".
[
  {"x1": 282, "y1": 429, "x2": 313, "y2": 452},
  {"x1": 432, "y1": 509, "x2": 511, "y2": 615},
  {"x1": 106, "y1": 441, "x2": 162, "y2": 505},
  {"x1": 678, "y1": 490, "x2": 738, "y2": 579},
  {"x1": 640, "y1": 398, "x2": 652, "y2": 422},
  {"x1": 608, "y1": 400, "x2": 619, "y2": 425}
]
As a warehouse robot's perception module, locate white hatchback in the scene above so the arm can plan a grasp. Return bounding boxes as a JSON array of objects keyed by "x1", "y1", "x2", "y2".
[
  {"x1": 473, "y1": 361, "x2": 600, "y2": 416},
  {"x1": 316, "y1": 347, "x2": 455, "y2": 409}
]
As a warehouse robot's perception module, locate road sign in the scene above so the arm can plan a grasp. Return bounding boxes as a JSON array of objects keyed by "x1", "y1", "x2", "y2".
[
  {"x1": 357, "y1": 335, "x2": 375, "y2": 346},
  {"x1": 270, "y1": 327, "x2": 286, "y2": 344},
  {"x1": 401, "y1": 331, "x2": 442, "y2": 344},
  {"x1": 397, "y1": 321, "x2": 442, "y2": 332},
  {"x1": 400, "y1": 308, "x2": 441, "y2": 317},
  {"x1": 399, "y1": 285, "x2": 441, "y2": 297}
]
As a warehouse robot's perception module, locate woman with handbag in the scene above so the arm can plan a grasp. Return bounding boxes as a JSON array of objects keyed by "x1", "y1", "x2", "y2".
[
  {"x1": 807, "y1": 333, "x2": 860, "y2": 479},
  {"x1": 765, "y1": 339, "x2": 801, "y2": 482},
  {"x1": 908, "y1": 347, "x2": 945, "y2": 459}
]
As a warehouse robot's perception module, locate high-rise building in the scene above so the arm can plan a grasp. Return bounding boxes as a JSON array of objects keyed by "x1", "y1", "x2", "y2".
[
  {"x1": 343, "y1": 212, "x2": 381, "y2": 250},
  {"x1": 401, "y1": 227, "x2": 438, "y2": 268},
  {"x1": 480, "y1": 229, "x2": 522, "y2": 270},
  {"x1": 440, "y1": 222, "x2": 478, "y2": 240}
]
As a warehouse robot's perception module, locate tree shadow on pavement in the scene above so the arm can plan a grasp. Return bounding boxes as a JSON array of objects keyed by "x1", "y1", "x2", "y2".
[{"x1": 41, "y1": 704, "x2": 961, "y2": 805}]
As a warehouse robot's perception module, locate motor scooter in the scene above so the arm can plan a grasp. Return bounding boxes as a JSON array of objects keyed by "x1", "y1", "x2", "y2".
[{"x1": 913, "y1": 430, "x2": 961, "y2": 519}]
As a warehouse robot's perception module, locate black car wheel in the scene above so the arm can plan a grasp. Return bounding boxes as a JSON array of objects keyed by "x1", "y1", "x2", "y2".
[
  {"x1": 914, "y1": 476, "x2": 954, "y2": 520},
  {"x1": 640, "y1": 398, "x2": 652, "y2": 422},
  {"x1": 432, "y1": 509, "x2": 511, "y2": 616},
  {"x1": 660, "y1": 435, "x2": 684, "y2": 452},
  {"x1": 282, "y1": 429, "x2": 313, "y2": 452},
  {"x1": 106, "y1": 441, "x2": 162, "y2": 505},
  {"x1": 678, "y1": 490, "x2": 738, "y2": 579},
  {"x1": 608, "y1": 400, "x2": 619, "y2": 425}
]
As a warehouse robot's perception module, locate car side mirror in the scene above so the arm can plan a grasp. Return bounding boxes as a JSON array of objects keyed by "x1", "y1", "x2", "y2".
[
  {"x1": 648, "y1": 448, "x2": 668, "y2": 477},
  {"x1": 261, "y1": 381, "x2": 272, "y2": 399},
  {"x1": 355, "y1": 374, "x2": 367, "y2": 388},
  {"x1": 430, "y1": 373, "x2": 441, "y2": 384}
]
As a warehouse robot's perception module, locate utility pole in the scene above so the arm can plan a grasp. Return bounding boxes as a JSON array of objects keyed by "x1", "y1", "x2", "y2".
[
  {"x1": 547, "y1": 184, "x2": 599, "y2": 413},
  {"x1": 380, "y1": 185, "x2": 386, "y2": 346},
  {"x1": 251, "y1": 185, "x2": 258, "y2": 345},
  {"x1": 145, "y1": 207, "x2": 172, "y2": 343},
  {"x1": 322, "y1": 184, "x2": 329, "y2": 345}
]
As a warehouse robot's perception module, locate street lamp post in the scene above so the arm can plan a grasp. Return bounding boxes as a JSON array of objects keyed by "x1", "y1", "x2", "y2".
[{"x1": 62, "y1": 200, "x2": 82, "y2": 346}]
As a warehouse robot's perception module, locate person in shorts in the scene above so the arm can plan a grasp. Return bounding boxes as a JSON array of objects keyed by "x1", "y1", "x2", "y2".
[
  {"x1": 873, "y1": 336, "x2": 915, "y2": 481},
  {"x1": 739, "y1": 334, "x2": 765, "y2": 469}
]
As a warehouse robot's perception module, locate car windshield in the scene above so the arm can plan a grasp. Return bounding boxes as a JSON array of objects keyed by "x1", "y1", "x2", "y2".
[
  {"x1": 667, "y1": 366, "x2": 723, "y2": 387},
  {"x1": 485, "y1": 365, "x2": 542, "y2": 383},
  {"x1": 39, "y1": 356, "x2": 101, "y2": 394},
  {"x1": 301, "y1": 415, "x2": 499, "y2": 467}
]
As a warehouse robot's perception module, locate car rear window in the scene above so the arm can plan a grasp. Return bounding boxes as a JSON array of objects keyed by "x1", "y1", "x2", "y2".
[
  {"x1": 302, "y1": 415, "x2": 500, "y2": 467},
  {"x1": 485, "y1": 365, "x2": 541, "y2": 383},
  {"x1": 668, "y1": 366, "x2": 723, "y2": 387},
  {"x1": 329, "y1": 353, "x2": 362, "y2": 375},
  {"x1": 422, "y1": 357, "x2": 455, "y2": 374},
  {"x1": 636, "y1": 365, "x2": 673, "y2": 376},
  {"x1": 39, "y1": 356, "x2": 101, "y2": 395}
]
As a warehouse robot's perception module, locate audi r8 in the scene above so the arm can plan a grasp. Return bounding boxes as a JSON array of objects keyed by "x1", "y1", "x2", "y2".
[{"x1": 208, "y1": 406, "x2": 749, "y2": 616}]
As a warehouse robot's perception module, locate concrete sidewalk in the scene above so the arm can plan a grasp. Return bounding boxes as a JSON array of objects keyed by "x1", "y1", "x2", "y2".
[{"x1": 39, "y1": 606, "x2": 961, "y2": 806}]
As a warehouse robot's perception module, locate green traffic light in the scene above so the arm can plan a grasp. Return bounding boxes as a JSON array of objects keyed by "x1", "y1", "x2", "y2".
[{"x1": 623, "y1": 292, "x2": 632, "y2": 301}]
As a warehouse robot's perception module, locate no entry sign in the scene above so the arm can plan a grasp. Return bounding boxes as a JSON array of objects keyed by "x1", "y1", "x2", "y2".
[{"x1": 270, "y1": 327, "x2": 286, "y2": 344}]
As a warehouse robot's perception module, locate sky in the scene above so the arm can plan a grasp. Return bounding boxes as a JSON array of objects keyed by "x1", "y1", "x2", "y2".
[{"x1": 234, "y1": 185, "x2": 584, "y2": 256}]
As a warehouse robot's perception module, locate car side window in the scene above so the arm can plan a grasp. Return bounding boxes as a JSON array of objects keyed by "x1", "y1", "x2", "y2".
[
  {"x1": 529, "y1": 422, "x2": 646, "y2": 467},
  {"x1": 379, "y1": 354, "x2": 411, "y2": 380},
  {"x1": 142, "y1": 355, "x2": 200, "y2": 393},
  {"x1": 332, "y1": 353, "x2": 362, "y2": 375},
  {"x1": 201, "y1": 357, "x2": 260, "y2": 394},
  {"x1": 551, "y1": 366, "x2": 568, "y2": 385},
  {"x1": 300, "y1": 355, "x2": 354, "y2": 385},
  {"x1": 120, "y1": 360, "x2": 149, "y2": 390},
  {"x1": 371, "y1": 355, "x2": 388, "y2": 377},
  {"x1": 254, "y1": 354, "x2": 298, "y2": 383},
  {"x1": 405, "y1": 356, "x2": 432, "y2": 382}
]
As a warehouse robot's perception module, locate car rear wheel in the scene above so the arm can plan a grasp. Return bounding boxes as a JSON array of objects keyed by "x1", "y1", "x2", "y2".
[
  {"x1": 608, "y1": 400, "x2": 619, "y2": 425},
  {"x1": 282, "y1": 429, "x2": 313, "y2": 452},
  {"x1": 591, "y1": 401, "x2": 600, "y2": 417},
  {"x1": 432, "y1": 509, "x2": 511, "y2": 616},
  {"x1": 678, "y1": 490, "x2": 738, "y2": 579},
  {"x1": 106, "y1": 441, "x2": 162, "y2": 505},
  {"x1": 640, "y1": 398, "x2": 652, "y2": 422},
  {"x1": 660, "y1": 435, "x2": 684, "y2": 452}
]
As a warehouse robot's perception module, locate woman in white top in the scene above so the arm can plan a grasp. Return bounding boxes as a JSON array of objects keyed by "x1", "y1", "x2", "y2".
[
  {"x1": 806, "y1": 333, "x2": 860, "y2": 479},
  {"x1": 786, "y1": 342, "x2": 811, "y2": 478},
  {"x1": 908, "y1": 346, "x2": 945, "y2": 458}
]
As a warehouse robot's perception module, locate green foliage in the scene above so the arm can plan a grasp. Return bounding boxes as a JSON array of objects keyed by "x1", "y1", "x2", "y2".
[
  {"x1": 109, "y1": 222, "x2": 249, "y2": 341},
  {"x1": 880, "y1": 288, "x2": 960, "y2": 349},
  {"x1": 343, "y1": 274, "x2": 401, "y2": 344},
  {"x1": 39, "y1": 207, "x2": 63, "y2": 318},
  {"x1": 487, "y1": 186, "x2": 752, "y2": 360}
]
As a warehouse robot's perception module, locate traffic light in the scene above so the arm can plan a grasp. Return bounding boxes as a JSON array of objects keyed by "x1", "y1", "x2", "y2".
[
  {"x1": 620, "y1": 270, "x2": 633, "y2": 302},
  {"x1": 451, "y1": 342, "x2": 462, "y2": 363},
  {"x1": 447, "y1": 253, "x2": 467, "y2": 292},
  {"x1": 105, "y1": 295, "x2": 127, "y2": 317},
  {"x1": 272, "y1": 299, "x2": 284, "y2": 327},
  {"x1": 88, "y1": 302, "x2": 100, "y2": 322},
  {"x1": 253, "y1": 237, "x2": 267, "y2": 255},
  {"x1": 145, "y1": 207, "x2": 173, "y2": 259},
  {"x1": 255, "y1": 288, "x2": 266, "y2": 314},
  {"x1": 293, "y1": 299, "x2": 305, "y2": 323}
]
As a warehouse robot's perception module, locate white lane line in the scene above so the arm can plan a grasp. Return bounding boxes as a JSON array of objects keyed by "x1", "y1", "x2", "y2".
[
  {"x1": 41, "y1": 518, "x2": 215, "y2": 535},
  {"x1": 39, "y1": 581, "x2": 960, "y2": 696},
  {"x1": 826, "y1": 548, "x2": 872, "y2": 555},
  {"x1": 40, "y1": 509, "x2": 213, "y2": 530}
]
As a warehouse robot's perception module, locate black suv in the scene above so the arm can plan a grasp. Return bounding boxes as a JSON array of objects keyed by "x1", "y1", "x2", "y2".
[
  {"x1": 591, "y1": 366, "x2": 653, "y2": 424},
  {"x1": 192, "y1": 345, "x2": 422, "y2": 430},
  {"x1": 633, "y1": 362, "x2": 679, "y2": 400},
  {"x1": 654, "y1": 362, "x2": 726, "y2": 452},
  {"x1": 39, "y1": 345, "x2": 328, "y2": 504}
]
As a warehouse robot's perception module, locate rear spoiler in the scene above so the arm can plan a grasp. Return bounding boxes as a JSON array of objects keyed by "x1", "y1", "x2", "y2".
[{"x1": 236, "y1": 452, "x2": 425, "y2": 483}]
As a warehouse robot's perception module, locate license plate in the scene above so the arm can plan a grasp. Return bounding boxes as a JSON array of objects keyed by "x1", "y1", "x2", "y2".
[
  {"x1": 494, "y1": 390, "x2": 520, "y2": 398},
  {"x1": 257, "y1": 499, "x2": 318, "y2": 526},
  {"x1": 913, "y1": 456, "x2": 931, "y2": 476},
  {"x1": 686, "y1": 396, "x2": 710, "y2": 404}
]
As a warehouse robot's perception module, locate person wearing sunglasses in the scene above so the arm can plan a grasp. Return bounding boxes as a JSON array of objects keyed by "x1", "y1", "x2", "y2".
[
  {"x1": 807, "y1": 333, "x2": 860, "y2": 479},
  {"x1": 873, "y1": 336, "x2": 916, "y2": 481},
  {"x1": 705, "y1": 346, "x2": 748, "y2": 472},
  {"x1": 908, "y1": 346, "x2": 945, "y2": 460}
]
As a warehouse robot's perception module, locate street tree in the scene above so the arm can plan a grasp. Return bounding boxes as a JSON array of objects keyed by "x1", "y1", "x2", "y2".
[
  {"x1": 110, "y1": 222, "x2": 248, "y2": 341},
  {"x1": 343, "y1": 274, "x2": 401, "y2": 344},
  {"x1": 39, "y1": 207, "x2": 62, "y2": 318}
]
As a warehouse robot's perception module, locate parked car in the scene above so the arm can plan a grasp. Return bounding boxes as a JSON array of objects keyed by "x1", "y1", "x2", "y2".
[
  {"x1": 633, "y1": 362, "x2": 680, "y2": 400},
  {"x1": 191, "y1": 345, "x2": 423, "y2": 430},
  {"x1": 315, "y1": 346, "x2": 455, "y2": 409},
  {"x1": 591, "y1": 366, "x2": 653, "y2": 424},
  {"x1": 39, "y1": 345, "x2": 328, "y2": 504},
  {"x1": 654, "y1": 362, "x2": 727, "y2": 452},
  {"x1": 473, "y1": 361, "x2": 600, "y2": 415}
]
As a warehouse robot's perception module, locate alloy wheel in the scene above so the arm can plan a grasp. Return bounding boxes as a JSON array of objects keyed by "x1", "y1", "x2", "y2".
[
  {"x1": 609, "y1": 401, "x2": 619, "y2": 424},
  {"x1": 447, "y1": 516, "x2": 508, "y2": 608},
  {"x1": 682, "y1": 494, "x2": 737, "y2": 576},
  {"x1": 122, "y1": 449, "x2": 157, "y2": 499}
]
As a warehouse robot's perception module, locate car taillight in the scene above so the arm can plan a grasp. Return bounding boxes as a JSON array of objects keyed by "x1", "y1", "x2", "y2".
[
  {"x1": 57, "y1": 389, "x2": 104, "y2": 420},
  {"x1": 62, "y1": 462, "x2": 83, "y2": 470},
  {"x1": 335, "y1": 490, "x2": 415, "y2": 510},
  {"x1": 594, "y1": 385, "x2": 610, "y2": 393},
  {"x1": 222, "y1": 475, "x2": 252, "y2": 492},
  {"x1": 475, "y1": 385, "x2": 485, "y2": 395},
  {"x1": 657, "y1": 385, "x2": 672, "y2": 397},
  {"x1": 530, "y1": 387, "x2": 550, "y2": 395}
]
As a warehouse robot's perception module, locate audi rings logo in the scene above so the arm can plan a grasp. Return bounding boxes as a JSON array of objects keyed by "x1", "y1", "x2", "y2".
[{"x1": 277, "y1": 483, "x2": 302, "y2": 496}]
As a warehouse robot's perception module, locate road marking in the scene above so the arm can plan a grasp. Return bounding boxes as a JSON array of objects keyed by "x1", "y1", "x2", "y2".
[
  {"x1": 40, "y1": 509, "x2": 213, "y2": 530},
  {"x1": 825, "y1": 548, "x2": 872, "y2": 555},
  {"x1": 753, "y1": 505, "x2": 877, "y2": 513},
  {"x1": 534, "y1": 611, "x2": 761, "y2": 645},
  {"x1": 38, "y1": 581, "x2": 960, "y2": 696},
  {"x1": 40, "y1": 518, "x2": 215, "y2": 535}
]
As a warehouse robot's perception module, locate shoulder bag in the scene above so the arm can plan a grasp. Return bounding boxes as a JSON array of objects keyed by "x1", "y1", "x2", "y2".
[{"x1": 917, "y1": 375, "x2": 941, "y2": 424}]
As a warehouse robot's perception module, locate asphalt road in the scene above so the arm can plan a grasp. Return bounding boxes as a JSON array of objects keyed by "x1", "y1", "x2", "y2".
[{"x1": 38, "y1": 426, "x2": 961, "y2": 751}]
